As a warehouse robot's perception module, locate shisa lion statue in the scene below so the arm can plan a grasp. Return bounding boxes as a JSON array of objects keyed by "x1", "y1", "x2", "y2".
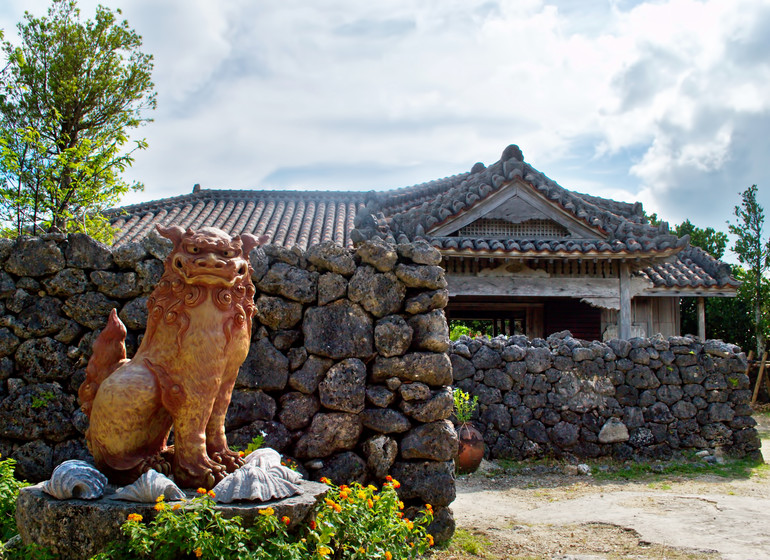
[{"x1": 78, "y1": 226, "x2": 266, "y2": 489}]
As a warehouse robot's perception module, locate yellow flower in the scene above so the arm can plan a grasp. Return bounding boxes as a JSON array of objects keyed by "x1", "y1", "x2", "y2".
[
  {"x1": 320, "y1": 477, "x2": 331, "y2": 484},
  {"x1": 357, "y1": 491, "x2": 366, "y2": 500},
  {"x1": 339, "y1": 489, "x2": 351, "y2": 499},
  {"x1": 154, "y1": 502, "x2": 166, "y2": 511},
  {"x1": 207, "y1": 490, "x2": 216, "y2": 499},
  {"x1": 427, "y1": 534, "x2": 435, "y2": 546},
  {"x1": 367, "y1": 498, "x2": 374, "y2": 509},
  {"x1": 258, "y1": 507, "x2": 275, "y2": 516},
  {"x1": 194, "y1": 548, "x2": 203, "y2": 558},
  {"x1": 126, "y1": 513, "x2": 143, "y2": 522},
  {"x1": 425, "y1": 503, "x2": 433, "y2": 514},
  {"x1": 392, "y1": 480, "x2": 401, "y2": 489},
  {"x1": 333, "y1": 503, "x2": 342, "y2": 513},
  {"x1": 398, "y1": 500, "x2": 404, "y2": 510},
  {"x1": 367, "y1": 485, "x2": 376, "y2": 491},
  {"x1": 172, "y1": 504, "x2": 182, "y2": 511},
  {"x1": 358, "y1": 547, "x2": 366, "y2": 553},
  {"x1": 318, "y1": 545, "x2": 332, "y2": 557},
  {"x1": 155, "y1": 494, "x2": 165, "y2": 502},
  {"x1": 406, "y1": 520, "x2": 414, "y2": 530},
  {"x1": 196, "y1": 487, "x2": 207, "y2": 494},
  {"x1": 385, "y1": 552, "x2": 393, "y2": 560}
]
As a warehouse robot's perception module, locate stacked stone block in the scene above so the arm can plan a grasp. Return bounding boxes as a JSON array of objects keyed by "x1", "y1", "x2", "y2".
[
  {"x1": 453, "y1": 331, "x2": 761, "y2": 462},
  {"x1": 0, "y1": 233, "x2": 456, "y2": 541}
]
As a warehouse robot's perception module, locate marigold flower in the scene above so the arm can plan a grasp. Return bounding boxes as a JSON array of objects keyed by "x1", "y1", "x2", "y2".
[
  {"x1": 396, "y1": 511, "x2": 403, "y2": 518},
  {"x1": 325, "y1": 498, "x2": 336, "y2": 508},
  {"x1": 358, "y1": 547, "x2": 366, "y2": 553},
  {"x1": 333, "y1": 503, "x2": 342, "y2": 513},
  {"x1": 385, "y1": 475, "x2": 393, "y2": 482},
  {"x1": 392, "y1": 480, "x2": 401, "y2": 489},
  {"x1": 367, "y1": 498, "x2": 374, "y2": 509},
  {"x1": 425, "y1": 503, "x2": 433, "y2": 514},
  {"x1": 127, "y1": 513, "x2": 143, "y2": 522},
  {"x1": 258, "y1": 507, "x2": 275, "y2": 516},
  {"x1": 196, "y1": 487, "x2": 207, "y2": 494},
  {"x1": 385, "y1": 551, "x2": 392, "y2": 560},
  {"x1": 339, "y1": 489, "x2": 350, "y2": 499},
  {"x1": 406, "y1": 520, "x2": 414, "y2": 530},
  {"x1": 318, "y1": 546, "x2": 332, "y2": 557},
  {"x1": 427, "y1": 534, "x2": 435, "y2": 546},
  {"x1": 357, "y1": 491, "x2": 366, "y2": 500},
  {"x1": 282, "y1": 516, "x2": 291, "y2": 525},
  {"x1": 172, "y1": 504, "x2": 182, "y2": 511},
  {"x1": 207, "y1": 490, "x2": 216, "y2": 499},
  {"x1": 194, "y1": 548, "x2": 203, "y2": 558},
  {"x1": 340, "y1": 484, "x2": 349, "y2": 491},
  {"x1": 309, "y1": 520, "x2": 317, "y2": 530},
  {"x1": 154, "y1": 503, "x2": 166, "y2": 511},
  {"x1": 398, "y1": 500, "x2": 404, "y2": 510},
  {"x1": 320, "y1": 477, "x2": 331, "y2": 484},
  {"x1": 367, "y1": 485, "x2": 377, "y2": 491},
  {"x1": 155, "y1": 495, "x2": 165, "y2": 502},
  {"x1": 238, "y1": 451, "x2": 245, "y2": 457}
]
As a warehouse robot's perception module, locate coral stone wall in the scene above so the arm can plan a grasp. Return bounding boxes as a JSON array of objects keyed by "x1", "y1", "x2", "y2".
[
  {"x1": 0, "y1": 233, "x2": 457, "y2": 540},
  {"x1": 452, "y1": 332, "x2": 761, "y2": 461}
]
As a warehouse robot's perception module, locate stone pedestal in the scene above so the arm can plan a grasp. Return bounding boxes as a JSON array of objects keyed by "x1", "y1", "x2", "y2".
[{"x1": 16, "y1": 480, "x2": 328, "y2": 560}]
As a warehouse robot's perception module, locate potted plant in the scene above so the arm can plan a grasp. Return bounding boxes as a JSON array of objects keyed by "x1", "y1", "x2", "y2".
[{"x1": 453, "y1": 388, "x2": 483, "y2": 474}]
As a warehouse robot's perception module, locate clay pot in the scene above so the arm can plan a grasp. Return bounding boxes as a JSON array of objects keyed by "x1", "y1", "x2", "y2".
[{"x1": 456, "y1": 423, "x2": 484, "y2": 474}]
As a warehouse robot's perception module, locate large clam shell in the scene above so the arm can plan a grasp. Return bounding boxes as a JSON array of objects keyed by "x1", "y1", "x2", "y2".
[
  {"x1": 212, "y1": 464, "x2": 301, "y2": 503},
  {"x1": 113, "y1": 469, "x2": 186, "y2": 502},
  {"x1": 244, "y1": 448, "x2": 302, "y2": 484},
  {"x1": 41, "y1": 460, "x2": 107, "y2": 500}
]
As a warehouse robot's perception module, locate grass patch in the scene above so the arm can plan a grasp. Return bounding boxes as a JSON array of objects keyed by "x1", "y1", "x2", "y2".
[
  {"x1": 591, "y1": 455, "x2": 768, "y2": 482},
  {"x1": 436, "y1": 528, "x2": 494, "y2": 558}
]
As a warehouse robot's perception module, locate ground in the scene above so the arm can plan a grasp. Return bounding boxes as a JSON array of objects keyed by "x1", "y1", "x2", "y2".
[{"x1": 433, "y1": 412, "x2": 770, "y2": 560}]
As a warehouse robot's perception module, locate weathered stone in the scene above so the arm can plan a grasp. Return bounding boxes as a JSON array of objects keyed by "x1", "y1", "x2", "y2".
[
  {"x1": 303, "y1": 300, "x2": 373, "y2": 359},
  {"x1": 263, "y1": 244, "x2": 300, "y2": 267},
  {"x1": 362, "y1": 435, "x2": 398, "y2": 479},
  {"x1": 361, "y1": 408, "x2": 412, "y2": 433},
  {"x1": 523, "y1": 420, "x2": 549, "y2": 444},
  {"x1": 135, "y1": 259, "x2": 164, "y2": 292},
  {"x1": 708, "y1": 402, "x2": 735, "y2": 423},
  {"x1": 626, "y1": 365, "x2": 661, "y2": 389},
  {"x1": 112, "y1": 242, "x2": 147, "y2": 267},
  {"x1": 476, "y1": 385, "x2": 503, "y2": 405},
  {"x1": 16, "y1": 479, "x2": 327, "y2": 559},
  {"x1": 0, "y1": 238, "x2": 13, "y2": 264},
  {"x1": 348, "y1": 266, "x2": 405, "y2": 318},
  {"x1": 501, "y1": 344, "x2": 526, "y2": 362},
  {"x1": 15, "y1": 338, "x2": 74, "y2": 383},
  {"x1": 391, "y1": 460, "x2": 455, "y2": 506},
  {"x1": 397, "y1": 240, "x2": 443, "y2": 265},
  {"x1": 236, "y1": 337, "x2": 289, "y2": 391},
  {"x1": 451, "y1": 354, "x2": 475, "y2": 381},
  {"x1": 64, "y1": 233, "x2": 114, "y2": 269},
  {"x1": 0, "y1": 328, "x2": 20, "y2": 359},
  {"x1": 228, "y1": 420, "x2": 291, "y2": 453},
  {"x1": 372, "y1": 352, "x2": 452, "y2": 385},
  {"x1": 525, "y1": 347, "x2": 552, "y2": 373},
  {"x1": 483, "y1": 369, "x2": 513, "y2": 391},
  {"x1": 572, "y1": 347, "x2": 593, "y2": 362},
  {"x1": 257, "y1": 262, "x2": 318, "y2": 303},
  {"x1": 89, "y1": 271, "x2": 142, "y2": 298},
  {"x1": 550, "y1": 421, "x2": 580, "y2": 447},
  {"x1": 598, "y1": 418, "x2": 629, "y2": 443},
  {"x1": 141, "y1": 231, "x2": 174, "y2": 260},
  {"x1": 306, "y1": 241, "x2": 356, "y2": 276},
  {"x1": 118, "y1": 297, "x2": 148, "y2": 330},
  {"x1": 374, "y1": 315, "x2": 413, "y2": 358},
  {"x1": 401, "y1": 420, "x2": 458, "y2": 461},
  {"x1": 675, "y1": 352, "x2": 698, "y2": 367},
  {"x1": 289, "y1": 355, "x2": 334, "y2": 394},
  {"x1": 294, "y1": 413, "x2": 363, "y2": 458},
  {"x1": 319, "y1": 358, "x2": 367, "y2": 413},
  {"x1": 400, "y1": 387, "x2": 454, "y2": 422},
  {"x1": 629, "y1": 347, "x2": 651, "y2": 365},
  {"x1": 13, "y1": 297, "x2": 66, "y2": 338},
  {"x1": 270, "y1": 329, "x2": 300, "y2": 352},
  {"x1": 656, "y1": 384, "x2": 684, "y2": 405},
  {"x1": 225, "y1": 390, "x2": 276, "y2": 429},
  {"x1": 12, "y1": 440, "x2": 54, "y2": 482},
  {"x1": 671, "y1": 400, "x2": 698, "y2": 419},
  {"x1": 315, "y1": 451, "x2": 367, "y2": 485},
  {"x1": 6, "y1": 238, "x2": 65, "y2": 277},
  {"x1": 317, "y1": 272, "x2": 347, "y2": 306},
  {"x1": 62, "y1": 292, "x2": 119, "y2": 330},
  {"x1": 278, "y1": 392, "x2": 320, "y2": 431},
  {"x1": 404, "y1": 289, "x2": 449, "y2": 315},
  {"x1": 407, "y1": 310, "x2": 449, "y2": 352},
  {"x1": 481, "y1": 403, "x2": 511, "y2": 432},
  {"x1": 42, "y1": 269, "x2": 88, "y2": 297},
  {"x1": 394, "y1": 264, "x2": 446, "y2": 290},
  {"x1": 628, "y1": 427, "x2": 655, "y2": 448},
  {"x1": 366, "y1": 385, "x2": 395, "y2": 408},
  {"x1": 0, "y1": 383, "x2": 76, "y2": 442},
  {"x1": 399, "y1": 382, "x2": 431, "y2": 401},
  {"x1": 472, "y1": 346, "x2": 502, "y2": 370},
  {"x1": 0, "y1": 271, "x2": 15, "y2": 299},
  {"x1": 356, "y1": 239, "x2": 398, "y2": 272},
  {"x1": 255, "y1": 295, "x2": 303, "y2": 330}
]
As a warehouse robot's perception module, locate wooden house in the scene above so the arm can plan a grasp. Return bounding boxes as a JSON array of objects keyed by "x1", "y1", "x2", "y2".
[{"x1": 109, "y1": 144, "x2": 738, "y2": 341}]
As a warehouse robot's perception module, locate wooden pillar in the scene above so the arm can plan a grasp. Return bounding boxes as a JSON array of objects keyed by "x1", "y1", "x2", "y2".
[
  {"x1": 697, "y1": 297, "x2": 706, "y2": 340},
  {"x1": 619, "y1": 262, "x2": 631, "y2": 340}
]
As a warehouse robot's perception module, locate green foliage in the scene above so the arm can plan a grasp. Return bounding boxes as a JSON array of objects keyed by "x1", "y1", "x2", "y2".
[
  {"x1": 95, "y1": 479, "x2": 434, "y2": 560},
  {"x1": 673, "y1": 219, "x2": 728, "y2": 259},
  {"x1": 591, "y1": 454, "x2": 768, "y2": 482},
  {"x1": 0, "y1": 456, "x2": 27, "y2": 543},
  {"x1": 0, "y1": 0, "x2": 155, "y2": 241},
  {"x1": 442, "y1": 528, "x2": 492, "y2": 556},
  {"x1": 30, "y1": 391, "x2": 56, "y2": 409},
  {"x1": 449, "y1": 320, "x2": 493, "y2": 340},
  {"x1": 311, "y1": 478, "x2": 434, "y2": 559},
  {"x1": 453, "y1": 388, "x2": 479, "y2": 424},
  {"x1": 728, "y1": 185, "x2": 770, "y2": 355}
]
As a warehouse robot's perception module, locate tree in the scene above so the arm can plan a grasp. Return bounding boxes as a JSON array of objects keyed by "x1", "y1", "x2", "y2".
[
  {"x1": 728, "y1": 185, "x2": 770, "y2": 356},
  {"x1": 0, "y1": 0, "x2": 155, "y2": 240},
  {"x1": 674, "y1": 219, "x2": 728, "y2": 259}
]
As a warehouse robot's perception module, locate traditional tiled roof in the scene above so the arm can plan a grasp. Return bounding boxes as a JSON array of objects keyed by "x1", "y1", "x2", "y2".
[
  {"x1": 109, "y1": 189, "x2": 368, "y2": 250},
  {"x1": 107, "y1": 144, "x2": 737, "y2": 292}
]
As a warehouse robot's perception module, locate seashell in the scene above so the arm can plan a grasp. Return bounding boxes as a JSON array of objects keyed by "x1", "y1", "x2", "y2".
[
  {"x1": 212, "y1": 464, "x2": 301, "y2": 504},
  {"x1": 41, "y1": 460, "x2": 107, "y2": 500},
  {"x1": 113, "y1": 469, "x2": 186, "y2": 502},
  {"x1": 244, "y1": 448, "x2": 302, "y2": 483}
]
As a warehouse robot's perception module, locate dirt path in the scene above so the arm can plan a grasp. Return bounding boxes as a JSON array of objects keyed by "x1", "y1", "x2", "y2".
[{"x1": 437, "y1": 417, "x2": 770, "y2": 560}]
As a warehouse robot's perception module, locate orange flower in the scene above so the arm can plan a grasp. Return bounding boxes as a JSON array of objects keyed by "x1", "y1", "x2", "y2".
[
  {"x1": 425, "y1": 504, "x2": 433, "y2": 514},
  {"x1": 324, "y1": 498, "x2": 336, "y2": 508},
  {"x1": 196, "y1": 487, "x2": 207, "y2": 494},
  {"x1": 392, "y1": 480, "x2": 401, "y2": 489},
  {"x1": 154, "y1": 502, "x2": 166, "y2": 511},
  {"x1": 126, "y1": 513, "x2": 143, "y2": 522},
  {"x1": 155, "y1": 495, "x2": 165, "y2": 502},
  {"x1": 282, "y1": 516, "x2": 291, "y2": 525},
  {"x1": 339, "y1": 488, "x2": 351, "y2": 499},
  {"x1": 207, "y1": 490, "x2": 216, "y2": 499},
  {"x1": 405, "y1": 520, "x2": 414, "y2": 530},
  {"x1": 396, "y1": 511, "x2": 403, "y2": 518},
  {"x1": 309, "y1": 520, "x2": 317, "y2": 530},
  {"x1": 258, "y1": 507, "x2": 275, "y2": 516},
  {"x1": 172, "y1": 504, "x2": 182, "y2": 511},
  {"x1": 385, "y1": 551, "x2": 392, "y2": 560},
  {"x1": 427, "y1": 534, "x2": 435, "y2": 547},
  {"x1": 194, "y1": 548, "x2": 203, "y2": 558},
  {"x1": 357, "y1": 491, "x2": 366, "y2": 500},
  {"x1": 398, "y1": 500, "x2": 404, "y2": 510},
  {"x1": 385, "y1": 475, "x2": 393, "y2": 482},
  {"x1": 367, "y1": 498, "x2": 374, "y2": 509},
  {"x1": 238, "y1": 450, "x2": 245, "y2": 457},
  {"x1": 320, "y1": 477, "x2": 331, "y2": 484},
  {"x1": 333, "y1": 503, "x2": 342, "y2": 513}
]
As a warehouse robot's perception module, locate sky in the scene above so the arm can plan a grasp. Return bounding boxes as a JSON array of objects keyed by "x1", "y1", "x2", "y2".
[{"x1": 1, "y1": 0, "x2": 770, "y2": 258}]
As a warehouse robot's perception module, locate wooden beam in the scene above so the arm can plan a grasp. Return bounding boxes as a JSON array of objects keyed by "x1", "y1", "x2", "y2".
[
  {"x1": 697, "y1": 297, "x2": 706, "y2": 340},
  {"x1": 619, "y1": 262, "x2": 631, "y2": 340},
  {"x1": 446, "y1": 275, "x2": 651, "y2": 298}
]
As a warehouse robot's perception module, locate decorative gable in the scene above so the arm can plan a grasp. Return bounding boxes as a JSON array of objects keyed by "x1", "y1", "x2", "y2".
[{"x1": 429, "y1": 179, "x2": 604, "y2": 240}]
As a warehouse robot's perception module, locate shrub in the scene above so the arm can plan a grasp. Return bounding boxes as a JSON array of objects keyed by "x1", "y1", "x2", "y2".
[{"x1": 0, "y1": 456, "x2": 27, "y2": 543}]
